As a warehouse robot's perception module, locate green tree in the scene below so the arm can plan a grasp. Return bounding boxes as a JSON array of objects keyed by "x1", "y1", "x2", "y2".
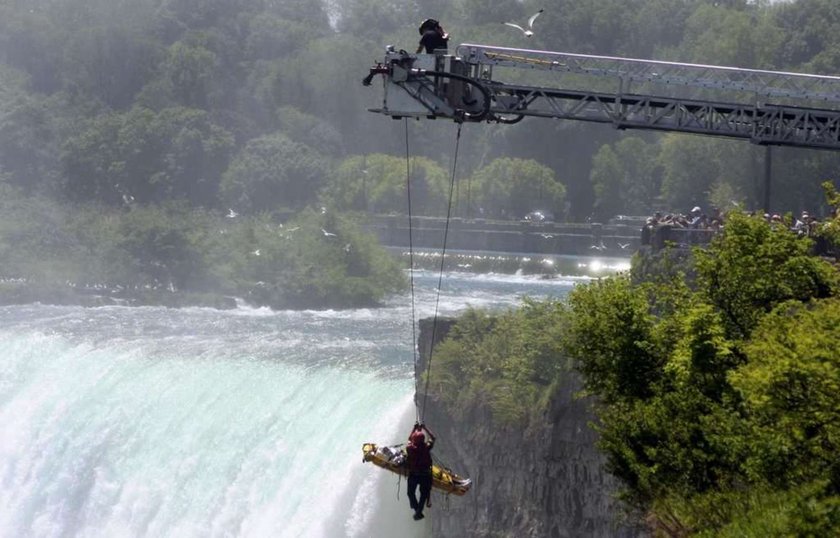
[
  {"x1": 562, "y1": 211, "x2": 840, "y2": 531},
  {"x1": 219, "y1": 133, "x2": 330, "y2": 214},
  {"x1": 732, "y1": 299, "x2": 840, "y2": 491},
  {"x1": 678, "y1": 3, "x2": 783, "y2": 68},
  {"x1": 276, "y1": 107, "x2": 344, "y2": 156},
  {"x1": 108, "y1": 204, "x2": 208, "y2": 290},
  {"x1": 271, "y1": 34, "x2": 382, "y2": 152},
  {"x1": 694, "y1": 211, "x2": 840, "y2": 339},
  {"x1": 590, "y1": 136, "x2": 661, "y2": 218},
  {"x1": 772, "y1": 0, "x2": 840, "y2": 72},
  {"x1": 233, "y1": 209, "x2": 406, "y2": 309},
  {"x1": 566, "y1": 277, "x2": 661, "y2": 404},
  {"x1": 819, "y1": 180, "x2": 840, "y2": 259},
  {"x1": 0, "y1": 66, "x2": 59, "y2": 192},
  {"x1": 323, "y1": 154, "x2": 449, "y2": 215},
  {"x1": 469, "y1": 157, "x2": 565, "y2": 220},
  {"x1": 428, "y1": 299, "x2": 570, "y2": 424},
  {"x1": 62, "y1": 106, "x2": 234, "y2": 206},
  {"x1": 659, "y1": 134, "x2": 753, "y2": 212},
  {"x1": 0, "y1": 5, "x2": 62, "y2": 92},
  {"x1": 62, "y1": 24, "x2": 163, "y2": 109},
  {"x1": 168, "y1": 39, "x2": 216, "y2": 108}
]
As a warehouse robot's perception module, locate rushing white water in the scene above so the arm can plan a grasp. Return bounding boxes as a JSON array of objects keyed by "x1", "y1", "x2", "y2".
[{"x1": 0, "y1": 269, "x2": 603, "y2": 537}]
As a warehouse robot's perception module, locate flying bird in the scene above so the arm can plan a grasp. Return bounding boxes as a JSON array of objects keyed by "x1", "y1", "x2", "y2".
[
  {"x1": 321, "y1": 228, "x2": 337, "y2": 238},
  {"x1": 618, "y1": 242, "x2": 630, "y2": 249},
  {"x1": 504, "y1": 9, "x2": 543, "y2": 38},
  {"x1": 226, "y1": 208, "x2": 238, "y2": 218}
]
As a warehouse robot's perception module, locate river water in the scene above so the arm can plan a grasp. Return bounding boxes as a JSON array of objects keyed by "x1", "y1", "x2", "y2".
[{"x1": 0, "y1": 262, "x2": 626, "y2": 537}]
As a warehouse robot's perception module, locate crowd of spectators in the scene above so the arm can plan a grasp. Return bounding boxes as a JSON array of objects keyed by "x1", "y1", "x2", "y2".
[
  {"x1": 641, "y1": 206, "x2": 723, "y2": 247},
  {"x1": 643, "y1": 206, "x2": 725, "y2": 232},
  {"x1": 641, "y1": 205, "x2": 837, "y2": 253}
]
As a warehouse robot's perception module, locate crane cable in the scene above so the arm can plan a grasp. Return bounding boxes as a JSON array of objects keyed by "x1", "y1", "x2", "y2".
[
  {"x1": 403, "y1": 118, "x2": 462, "y2": 422},
  {"x1": 403, "y1": 119, "x2": 464, "y2": 425},
  {"x1": 403, "y1": 118, "x2": 420, "y2": 423},
  {"x1": 421, "y1": 123, "x2": 462, "y2": 423}
]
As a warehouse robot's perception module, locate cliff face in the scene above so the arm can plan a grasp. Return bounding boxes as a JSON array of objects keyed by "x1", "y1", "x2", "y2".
[{"x1": 417, "y1": 318, "x2": 645, "y2": 538}]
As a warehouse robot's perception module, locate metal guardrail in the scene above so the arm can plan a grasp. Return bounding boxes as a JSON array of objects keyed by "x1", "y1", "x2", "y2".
[{"x1": 457, "y1": 44, "x2": 840, "y2": 104}]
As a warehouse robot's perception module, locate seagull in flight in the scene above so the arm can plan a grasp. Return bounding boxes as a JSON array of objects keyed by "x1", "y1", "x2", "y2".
[
  {"x1": 226, "y1": 208, "x2": 238, "y2": 218},
  {"x1": 618, "y1": 242, "x2": 630, "y2": 249},
  {"x1": 321, "y1": 228, "x2": 337, "y2": 238},
  {"x1": 504, "y1": 9, "x2": 543, "y2": 38}
]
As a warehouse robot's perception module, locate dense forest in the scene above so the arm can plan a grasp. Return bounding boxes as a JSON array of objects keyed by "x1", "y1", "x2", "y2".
[
  {"x1": 429, "y1": 208, "x2": 840, "y2": 536},
  {"x1": 2, "y1": 0, "x2": 840, "y2": 306},
  {"x1": 4, "y1": 0, "x2": 840, "y2": 216}
]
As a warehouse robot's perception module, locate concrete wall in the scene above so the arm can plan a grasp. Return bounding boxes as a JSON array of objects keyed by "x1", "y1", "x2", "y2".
[{"x1": 364, "y1": 216, "x2": 641, "y2": 257}]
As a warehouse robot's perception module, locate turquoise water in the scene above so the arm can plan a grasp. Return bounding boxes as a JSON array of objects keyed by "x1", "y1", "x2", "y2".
[{"x1": 0, "y1": 269, "x2": 607, "y2": 537}]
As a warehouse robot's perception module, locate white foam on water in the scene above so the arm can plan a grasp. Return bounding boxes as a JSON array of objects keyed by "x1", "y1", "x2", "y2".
[
  {"x1": 0, "y1": 327, "x2": 419, "y2": 538},
  {"x1": 0, "y1": 267, "x2": 599, "y2": 537}
]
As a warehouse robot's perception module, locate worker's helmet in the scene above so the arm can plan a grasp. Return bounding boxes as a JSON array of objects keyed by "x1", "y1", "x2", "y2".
[
  {"x1": 410, "y1": 430, "x2": 425, "y2": 444},
  {"x1": 419, "y1": 18, "x2": 439, "y2": 34}
]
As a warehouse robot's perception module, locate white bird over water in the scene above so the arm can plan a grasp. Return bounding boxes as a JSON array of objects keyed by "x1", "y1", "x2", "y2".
[
  {"x1": 226, "y1": 208, "x2": 238, "y2": 218},
  {"x1": 504, "y1": 9, "x2": 543, "y2": 38},
  {"x1": 321, "y1": 228, "x2": 337, "y2": 238}
]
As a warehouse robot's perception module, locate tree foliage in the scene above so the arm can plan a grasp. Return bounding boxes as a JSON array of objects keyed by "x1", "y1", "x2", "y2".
[
  {"x1": 3, "y1": 0, "x2": 840, "y2": 221},
  {"x1": 590, "y1": 136, "x2": 660, "y2": 218},
  {"x1": 62, "y1": 106, "x2": 234, "y2": 206},
  {"x1": 219, "y1": 133, "x2": 329, "y2": 214},
  {"x1": 323, "y1": 153, "x2": 449, "y2": 215},
  {"x1": 561, "y1": 213, "x2": 840, "y2": 533},
  {"x1": 429, "y1": 207, "x2": 840, "y2": 534},
  {"x1": 428, "y1": 299, "x2": 569, "y2": 424},
  {"x1": 694, "y1": 211, "x2": 840, "y2": 339},
  {"x1": 469, "y1": 157, "x2": 566, "y2": 220},
  {"x1": 6, "y1": 0, "x2": 840, "y2": 312}
]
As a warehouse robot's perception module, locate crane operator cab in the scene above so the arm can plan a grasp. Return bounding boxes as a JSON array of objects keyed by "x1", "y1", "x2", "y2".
[{"x1": 362, "y1": 46, "x2": 489, "y2": 123}]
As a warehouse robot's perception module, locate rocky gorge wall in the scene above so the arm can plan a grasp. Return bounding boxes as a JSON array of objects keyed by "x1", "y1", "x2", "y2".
[{"x1": 417, "y1": 318, "x2": 646, "y2": 538}]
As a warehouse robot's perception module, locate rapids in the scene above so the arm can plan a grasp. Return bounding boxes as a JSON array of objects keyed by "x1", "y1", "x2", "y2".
[{"x1": 0, "y1": 268, "x2": 611, "y2": 537}]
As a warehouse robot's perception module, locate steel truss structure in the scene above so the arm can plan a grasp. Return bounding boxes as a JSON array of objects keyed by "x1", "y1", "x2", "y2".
[{"x1": 366, "y1": 44, "x2": 840, "y2": 150}]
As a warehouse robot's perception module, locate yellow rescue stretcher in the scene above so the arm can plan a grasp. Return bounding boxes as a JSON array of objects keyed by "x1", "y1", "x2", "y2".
[{"x1": 362, "y1": 442, "x2": 472, "y2": 496}]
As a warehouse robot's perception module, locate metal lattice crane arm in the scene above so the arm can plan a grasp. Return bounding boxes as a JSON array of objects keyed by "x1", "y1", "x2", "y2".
[
  {"x1": 363, "y1": 44, "x2": 840, "y2": 150},
  {"x1": 456, "y1": 44, "x2": 840, "y2": 102}
]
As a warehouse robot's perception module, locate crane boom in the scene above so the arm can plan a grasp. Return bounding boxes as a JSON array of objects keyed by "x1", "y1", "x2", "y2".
[{"x1": 363, "y1": 44, "x2": 840, "y2": 150}]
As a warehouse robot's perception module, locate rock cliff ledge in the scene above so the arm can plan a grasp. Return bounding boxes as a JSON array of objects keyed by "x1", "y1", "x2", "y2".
[{"x1": 417, "y1": 318, "x2": 645, "y2": 538}]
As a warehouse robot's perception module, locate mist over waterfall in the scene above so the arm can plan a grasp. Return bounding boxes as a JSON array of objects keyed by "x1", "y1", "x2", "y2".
[{"x1": 0, "y1": 270, "x2": 589, "y2": 537}]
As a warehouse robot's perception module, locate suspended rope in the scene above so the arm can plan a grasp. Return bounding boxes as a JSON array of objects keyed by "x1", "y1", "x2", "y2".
[
  {"x1": 420, "y1": 123, "x2": 463, "y2": 423},
  {"x1": 403, "y1": 118, "x2": 420, "y2": 424}
]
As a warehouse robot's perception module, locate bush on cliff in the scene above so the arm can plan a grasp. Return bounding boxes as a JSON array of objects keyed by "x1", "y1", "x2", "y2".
[
  {"x1": 427, "y1": 299, "x2": 570, "y2": 424},
  {"x1": 429, "y1": 211, "x2": 840, "y2": 535},
  {"x1": 564, "y1": 211, "x2": 840, "y2": 535}
]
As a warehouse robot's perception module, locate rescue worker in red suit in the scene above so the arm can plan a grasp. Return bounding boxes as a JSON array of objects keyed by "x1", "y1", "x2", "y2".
[{"x1": 406, "y1": 422, "x2": 436, "y2": 520}]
